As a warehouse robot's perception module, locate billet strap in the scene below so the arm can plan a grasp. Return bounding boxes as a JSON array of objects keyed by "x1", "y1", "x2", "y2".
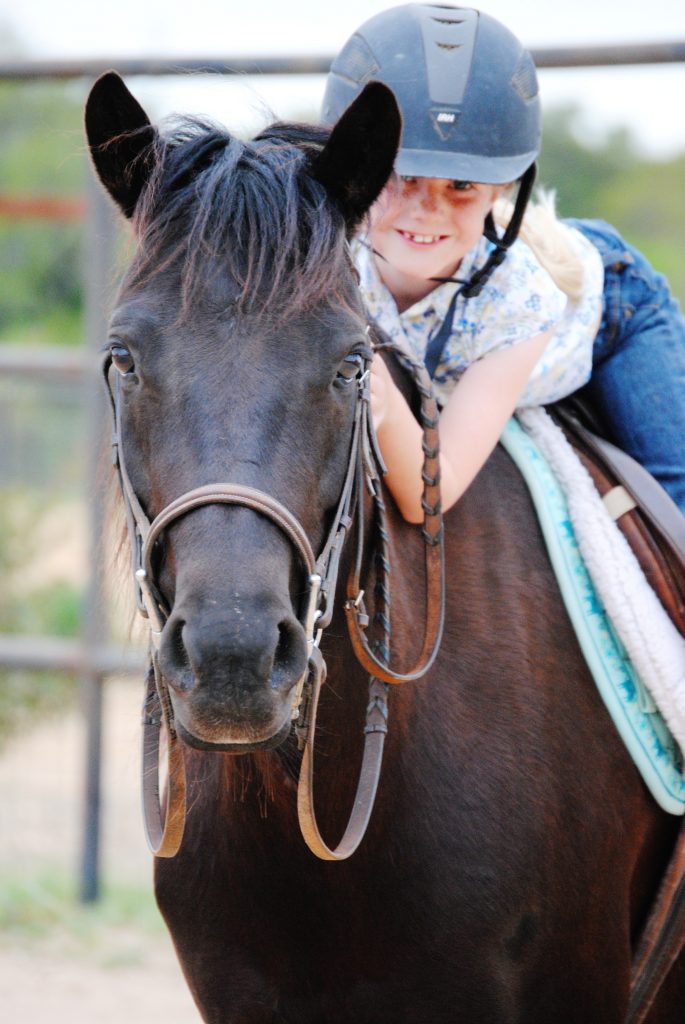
[
  {"x1": 344, "y1": 335, "x2": 445, "y2": 684},
  {"x1": 552, "y1": 402, "x2": 685, "y2": 571},
  {"x1": 626, "y1": 817, "x2": 685, "y2": 1024},
  {"x1": 141, "y1": 658, "x2": 187, "y2": 858},
  {"x1": 460, "y1": 162, "x2": 537, "y2": 300},
  {"x1": 297, "y1": 640, "x2": 390, "y2": 861}
]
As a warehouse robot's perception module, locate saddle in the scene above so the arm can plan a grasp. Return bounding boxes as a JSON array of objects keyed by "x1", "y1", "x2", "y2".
[
  {"x1": 551, "y1": 399, "x2": 685, "y2": 638},
  {"x1": 546, "y1": 400, "x2": 685, "y2": 1024},
  {"x1": 502, "y1": 408, "x2": 685, "y2": 1023}
]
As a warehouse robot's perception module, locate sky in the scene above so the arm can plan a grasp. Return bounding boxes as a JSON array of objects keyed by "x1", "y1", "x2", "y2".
[{"x1": 1, "y1": 0, "x2": 685, "y2": 158}]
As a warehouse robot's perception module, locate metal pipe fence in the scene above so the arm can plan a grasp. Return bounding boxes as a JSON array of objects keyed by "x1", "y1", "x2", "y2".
[
  {"x1": 0, "y1": 40, "x2": 684, "y2": 80},
  {"x1": 1, "y1": 41, "x2": 683, "y2": 902}
]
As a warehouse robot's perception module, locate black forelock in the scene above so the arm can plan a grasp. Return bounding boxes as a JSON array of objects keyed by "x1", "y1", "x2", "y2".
[{"x1": 129, "y1": 116, "x2": 350, "y2": 319}]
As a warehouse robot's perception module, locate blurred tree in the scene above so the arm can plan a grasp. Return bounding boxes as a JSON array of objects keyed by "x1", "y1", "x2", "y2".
[
  {"x1": 0, "y1": 81, "x2": 85, "y2": 343},
  {"x1": 538, "y1": 104, "x2": 685, "y2": 304},
  {"x1": 597, "y1": 155, "x2": 685, "y2": 303},
  {"x1": 0, "y1": 88, "x2": 683, "y2": 345}
]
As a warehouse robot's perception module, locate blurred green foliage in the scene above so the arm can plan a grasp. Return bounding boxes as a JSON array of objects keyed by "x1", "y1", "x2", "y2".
[
  {"x1": 0, "y1": 82, "x2": 684, "y2": 345},
  {"x1": 0, "y1": 81, "x2": 85, "y2": 342},
  {"x1": 538, "y1": 104, "x2": 685, "y2": 304},
  {"x1": 0, "y1": 490, "x2": 81, "y2": 746},
  {"x1": 0, "y1": 869, "x2": 164, "y2": 947},
  {"x1": 0, "y1": 670, "x2": 77, "y2": 747}
]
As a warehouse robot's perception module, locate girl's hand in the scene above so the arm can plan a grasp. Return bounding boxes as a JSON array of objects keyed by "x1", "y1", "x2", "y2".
[
  {"x1": 369, "y1": 353, "x2": 398, "y2": 431},
  {"x1": 367, "y1": 329, "x2": 553, "y2": 524}
]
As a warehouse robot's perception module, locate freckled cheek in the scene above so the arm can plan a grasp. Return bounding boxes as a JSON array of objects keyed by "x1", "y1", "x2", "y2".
[
  {"x1": 367, "y1": 214, "x2": 392, "y2": 237},
  {"x1": 451, "y1": 204, "x2": 489, "y2": 240},
  {"x1": 368, "y1": 204, "x2": 407, "y2": 245},
  {"x1": 368, "y1": 187, "x2": 404, "y2": 229}
]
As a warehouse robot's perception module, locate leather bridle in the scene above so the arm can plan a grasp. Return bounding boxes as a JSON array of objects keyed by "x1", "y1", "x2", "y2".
[{"x1": 104, "y1": 330, "x2": 444, "y2": 861}]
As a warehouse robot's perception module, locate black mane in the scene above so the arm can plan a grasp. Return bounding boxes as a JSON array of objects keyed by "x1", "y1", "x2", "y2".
[{"x1": 130, "y1": 117, "x2": 350, "y2": 318}]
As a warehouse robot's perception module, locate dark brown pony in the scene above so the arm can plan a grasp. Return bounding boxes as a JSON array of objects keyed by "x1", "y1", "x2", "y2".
[{"x1": 86, "y1": 73, "x2": 684, "y2": 1023}]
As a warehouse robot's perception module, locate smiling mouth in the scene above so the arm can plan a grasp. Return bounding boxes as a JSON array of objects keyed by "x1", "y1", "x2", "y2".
[{"x1": 396, "y1": 230, "x2": 449, "y2": 246}]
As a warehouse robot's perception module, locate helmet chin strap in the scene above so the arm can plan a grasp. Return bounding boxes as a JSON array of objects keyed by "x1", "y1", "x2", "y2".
[
  {"x1": 362, "y1": 164, "x2": 537, "y2": 380},
  {"x1": 423, "y1": 163, "x2": 537, "y2": 377},
  {"x1": 429, "y1": 163, "x2": 537, "y2": 296}
]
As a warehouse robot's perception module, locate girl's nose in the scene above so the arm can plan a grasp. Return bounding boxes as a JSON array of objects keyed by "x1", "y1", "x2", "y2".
[{"x1": 411, "y1": 180, "x2": 442, "y2": 214}]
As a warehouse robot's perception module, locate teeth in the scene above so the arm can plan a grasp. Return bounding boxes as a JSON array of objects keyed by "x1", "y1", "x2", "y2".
[{"x1": 401, "y1": 231, "x2": 443, "y2": 244}]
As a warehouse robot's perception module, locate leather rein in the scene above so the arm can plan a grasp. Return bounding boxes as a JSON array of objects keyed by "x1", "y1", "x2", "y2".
[{"x1": 104, "y1": 331, "x2": 444, "y2": 862}]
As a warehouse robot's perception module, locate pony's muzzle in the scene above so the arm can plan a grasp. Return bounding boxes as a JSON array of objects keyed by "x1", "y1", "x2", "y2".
[{"x1": 157, "y1": 604, "x2": 308, "y2": 745}]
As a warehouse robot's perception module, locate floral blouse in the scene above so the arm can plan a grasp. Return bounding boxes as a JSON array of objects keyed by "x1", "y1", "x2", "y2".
[{"x1": 354, "y1": 224, "x2": 604, "y2": 408}]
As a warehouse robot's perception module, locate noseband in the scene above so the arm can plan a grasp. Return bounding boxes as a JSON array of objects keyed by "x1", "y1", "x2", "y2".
[{"x1": 104, "y1": 330, "x2": 444, "y2": 860}]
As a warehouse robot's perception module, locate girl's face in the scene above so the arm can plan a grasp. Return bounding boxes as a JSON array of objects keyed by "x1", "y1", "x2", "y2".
[{"x1": 367, "y1": 175, "x2": 502, "y2": 307}]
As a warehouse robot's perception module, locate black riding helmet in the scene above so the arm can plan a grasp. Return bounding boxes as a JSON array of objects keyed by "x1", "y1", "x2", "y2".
[{"x1": 322, "y1": 3, "x2": 541, "y2": 324}]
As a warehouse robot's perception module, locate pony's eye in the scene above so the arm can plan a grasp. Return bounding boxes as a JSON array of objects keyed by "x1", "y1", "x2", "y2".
[
  {"x1": 335, "y1": 353, "x2": 365, "y2": 386},
  {"x1": 111, "y1": 344, "x2": 135, "y2": 376}
]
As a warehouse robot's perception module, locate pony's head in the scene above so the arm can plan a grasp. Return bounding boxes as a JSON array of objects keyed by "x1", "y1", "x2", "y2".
[{"x1": 86, "y1": 72, "x2": 400, "y2": 750}]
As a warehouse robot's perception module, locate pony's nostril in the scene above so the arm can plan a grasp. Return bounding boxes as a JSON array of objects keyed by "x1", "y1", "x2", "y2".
[
  {"x1": 271, "y1": 618, "x2": 305, "y2": 691},
  {"x1": 160, "y1": 617, "x2": 194, "y2": 693}
]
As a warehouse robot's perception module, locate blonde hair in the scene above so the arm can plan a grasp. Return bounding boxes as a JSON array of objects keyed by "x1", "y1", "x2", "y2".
[{"x1": 493, "y1": 189, "x2": 585, "y2": 300}]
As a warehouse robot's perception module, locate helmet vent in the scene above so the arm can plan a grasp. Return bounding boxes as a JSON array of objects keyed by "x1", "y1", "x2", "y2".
[
  {"x1": 419, "y1": 5, "x2": 478, "y2": 104},
  {"x1": 330, "y1": 33, "x2": 379, "y2": 87},
  {"x1": 511, "y1": 52, "x2": 539, "y2": 102}
]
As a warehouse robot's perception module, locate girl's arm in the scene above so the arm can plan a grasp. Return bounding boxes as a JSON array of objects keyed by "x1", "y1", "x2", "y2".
[{"x1": 372, "y1": 329, "x2": 553, "y2": 523}]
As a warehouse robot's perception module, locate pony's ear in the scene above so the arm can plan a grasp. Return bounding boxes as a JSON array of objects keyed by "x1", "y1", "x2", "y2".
[
  {"x1": 85, "y1": 71, "x2": 158, "y2": 219},
  {"x1": 311, "y1": 81, "x2": 401, "y2": 232}
]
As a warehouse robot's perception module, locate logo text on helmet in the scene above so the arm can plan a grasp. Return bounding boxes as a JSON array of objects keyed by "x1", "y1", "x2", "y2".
[{"x1": 429, "y1": 108, "x2": 460, "y2": 141}]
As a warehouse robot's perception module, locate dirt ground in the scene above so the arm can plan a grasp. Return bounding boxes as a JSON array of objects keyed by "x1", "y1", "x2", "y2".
[
  {"x1": 1, "y1": 941, "x2": 199, "y2": 1023},
  {"x1": 0, "y1": 678, "x2": 202, "y2": 1023}
]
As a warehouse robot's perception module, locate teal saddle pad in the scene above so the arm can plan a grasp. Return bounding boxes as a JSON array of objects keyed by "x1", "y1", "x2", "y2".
[{"x1": 501, "y1": 417, "x2": 685, "y2": 815}]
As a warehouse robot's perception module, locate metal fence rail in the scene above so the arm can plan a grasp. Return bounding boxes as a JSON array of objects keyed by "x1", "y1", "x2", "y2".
[
  {"x1": 1, "y1": 41, "x2": 683, "y2": 902},
  {"x1": 0, "y1": 41, "x2": 684, "y2": 80}
]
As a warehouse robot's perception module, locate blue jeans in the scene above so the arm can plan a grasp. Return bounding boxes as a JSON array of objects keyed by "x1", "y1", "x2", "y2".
[{"x1": 566, "y1": 218, "x2": 685, "y2": 515}]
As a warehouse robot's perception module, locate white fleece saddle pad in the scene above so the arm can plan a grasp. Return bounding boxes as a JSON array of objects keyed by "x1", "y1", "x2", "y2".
[{"x1": 500, "y1": 411, "x2": 685, "y2": 815}]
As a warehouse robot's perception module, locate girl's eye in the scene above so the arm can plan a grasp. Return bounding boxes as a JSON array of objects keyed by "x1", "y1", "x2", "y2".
[
  {"x1": 399, "y1": 175, "x2": 417, "y2": 185},
  {"x1": 450, "y1": 180, "x2": 473, "y2": 191},
  {"x1": 110, "y1": 344, "x2": 135, "y2": 376},
  {"x1": 335, "y1": 352, "x2": 365, "y2": 386}
]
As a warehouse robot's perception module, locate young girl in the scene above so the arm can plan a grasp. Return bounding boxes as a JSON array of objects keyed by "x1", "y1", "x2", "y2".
[{"x1": 322, "y1": 3, "x2": 685, "y2": 521}]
